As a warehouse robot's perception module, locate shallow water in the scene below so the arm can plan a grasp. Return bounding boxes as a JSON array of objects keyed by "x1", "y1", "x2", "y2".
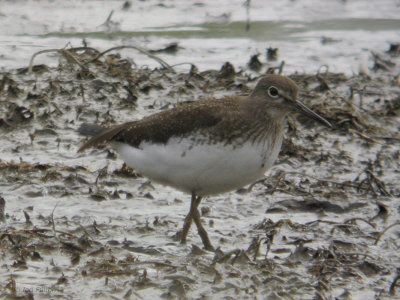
[{"x1": 1, "y1": 0, "x2": 400, "y2": 74}]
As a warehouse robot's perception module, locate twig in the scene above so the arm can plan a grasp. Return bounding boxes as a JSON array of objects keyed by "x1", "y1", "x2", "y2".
[
  {"x1": 344, "y1": 217, "x2": 376, "y2": 229},
  {"x1": 341, "y1": 252, "x2": 375, "y2": 260},
  {"x1": 305, "y1": 219, "x2": 339, "y2": 226},
  {"x1": 317, "y1": 65, "x2": 329, "y2": 75},
  {"x1": 370, "y1": 136, "x2": 400, "y2": 142},
  {"x1": 366, "y1": 170, "x2": 392, "y2": 197},
  {"x1": 8, "y1": 228, "x2": 76, "y2": 238},
  {"x1": 245, "y1": 0, "x2": 251, "y2": 31},
  {"x1": 84, "y1": 45, "x2": 175, "y2": 72},
  {"x1": 287, "y1": 171, "x2": 366, "y2": 190},
  {"x1": 278, "y1": 60, "x2": 285, "y2": 75},
  {"x1": 390, "y1": 274, "x2": 400, "y2": 296},
  {"x1": 68, "y1": 46, "x2": 101, "y2": 54},
  {"x1": 331, "y1": 223, "x2": 354, "y2": 234},
  {"x1": 28, "y1": 45, "x2": 171, "y2": 73},
  {"x1": 79, "y1": 84, "x2": 85, "y2": 102},
  {"x1": 104, "y1": 10, "x2": 114, "y2": 25},
  {"x1": 29, "y1": 49, "x2": 61, "y2": 73},
  {"x1": 29, "y1": 48, "x2": 88, "y2": 73},
  {"x1": 59, "y1": 49, "x2": 88, "y2": 71},
  {"x1": 244, "y1": 177, "x2": 268, "y2": 193},
  {"x1": 350, "y1": 129, "x2": 382, "y2": 144},
  {"x1": 252, "y1": 237, "x2": 263, "y2": 261},
  {"x1": 374, "y1": 222, "x2": 400, "y2": 245},
  {"x1": 79, "y1": 224, "x2": 94, "y2": 240},
  {"x1": 0, "y1": 196, "x2": 5, "y2": 222},
  {"x1": 170, "y1": 62, "x2": 197, "y2": 69},
  {"x1": 51, "y1": 201, "x2": 61, "y2": 241},
  {"x1": 358, "y1": 177, "x2": 376, "y2": 196}
]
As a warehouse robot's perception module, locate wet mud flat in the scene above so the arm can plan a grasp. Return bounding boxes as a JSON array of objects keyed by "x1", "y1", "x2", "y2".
[{"x1": 0, "y1": 45, "x2": 400, "y2": 299}]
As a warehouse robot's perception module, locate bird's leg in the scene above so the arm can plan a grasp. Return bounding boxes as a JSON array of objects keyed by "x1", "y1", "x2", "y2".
[
  {"x1": 180, "y1": 192, "x2": 197, "y2": 244},
  {"x1": 191, "y1": 201, "x2": 215, "y2": 251},
  {"x1": 180, "y1": 193, "x2": 214, "y2": 251}
]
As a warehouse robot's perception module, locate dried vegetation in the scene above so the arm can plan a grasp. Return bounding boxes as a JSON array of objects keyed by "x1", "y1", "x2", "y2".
[{"x1": 0, "y1": 44, "x2": 399, "y2": 299}]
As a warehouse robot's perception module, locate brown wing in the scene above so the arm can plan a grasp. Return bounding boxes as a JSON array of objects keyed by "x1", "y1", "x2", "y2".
[
  {"x1": 78, "y1": 122, "x2": 134, "y2": 152},
  {"x1": 77, "y1": 97, "x2": 241, "y2": 153}
]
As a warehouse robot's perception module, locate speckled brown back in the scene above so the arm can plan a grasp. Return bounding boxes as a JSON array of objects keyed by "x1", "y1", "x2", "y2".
[
  {"x1": 78, "y1": 97, "x2": 248, "y2": 152},
  {"x1": 78, "y1": 74, "x2": 307, "y2": 152}
]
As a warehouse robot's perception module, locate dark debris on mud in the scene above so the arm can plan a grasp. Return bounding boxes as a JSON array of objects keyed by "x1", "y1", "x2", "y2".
[{"x1": 0, "y1": 44, "x2": 400, "y2": 299}]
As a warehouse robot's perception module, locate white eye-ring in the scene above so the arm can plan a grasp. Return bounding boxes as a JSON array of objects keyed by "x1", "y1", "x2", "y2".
[{"x1": 268, "y1": 86, "x2": 279, "y2": 98}]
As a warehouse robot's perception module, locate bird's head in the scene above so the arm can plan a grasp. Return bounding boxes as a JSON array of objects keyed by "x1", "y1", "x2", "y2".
[{"x1": 250, "y1": 74, "x2": 332, "y2": 127}]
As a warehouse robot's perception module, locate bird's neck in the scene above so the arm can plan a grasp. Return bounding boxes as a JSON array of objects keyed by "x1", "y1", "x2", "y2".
[{"x1": 242, "y1": 96, "x2": 288, "y2": 126}]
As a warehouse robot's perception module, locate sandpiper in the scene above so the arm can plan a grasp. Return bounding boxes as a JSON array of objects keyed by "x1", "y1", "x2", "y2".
[{"x1": 78, "y1": 74, "x2": 331, "y2": 251}]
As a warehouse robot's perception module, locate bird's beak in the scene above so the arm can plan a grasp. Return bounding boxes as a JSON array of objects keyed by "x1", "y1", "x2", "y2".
[{"x1": 293, "y1": 99, "x2": 332, "y2": 128}]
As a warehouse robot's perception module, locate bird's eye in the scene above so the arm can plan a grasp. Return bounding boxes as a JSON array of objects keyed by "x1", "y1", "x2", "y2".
[{"x1": 268, "y1": 86, "x2": 279, "y2": 98}]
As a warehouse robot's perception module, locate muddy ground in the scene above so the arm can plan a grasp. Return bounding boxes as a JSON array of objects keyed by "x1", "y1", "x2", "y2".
[{"x1": 0, "y1": 45, "x2": 400, "y2": 299}]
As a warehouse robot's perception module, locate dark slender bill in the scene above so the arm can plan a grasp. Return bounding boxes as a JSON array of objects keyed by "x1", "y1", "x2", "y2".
[{"x1": 294, "y1": 100, "x2": 332, "y2": 128}]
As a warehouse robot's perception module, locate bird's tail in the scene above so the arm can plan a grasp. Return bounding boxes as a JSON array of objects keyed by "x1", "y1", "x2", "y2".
[{"x1": 78, "y1": 123, "x2": 105, "y2": 137}]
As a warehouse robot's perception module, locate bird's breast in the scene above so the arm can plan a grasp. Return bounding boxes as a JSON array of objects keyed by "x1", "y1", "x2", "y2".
[{"x1": 113, "y1": 130, "x2": 283, "y2": 196}]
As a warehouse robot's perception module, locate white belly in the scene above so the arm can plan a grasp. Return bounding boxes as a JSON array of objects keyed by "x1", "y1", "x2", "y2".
[{"x1": 113, "y1": 135, "x2": 282, "y2": 196}]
